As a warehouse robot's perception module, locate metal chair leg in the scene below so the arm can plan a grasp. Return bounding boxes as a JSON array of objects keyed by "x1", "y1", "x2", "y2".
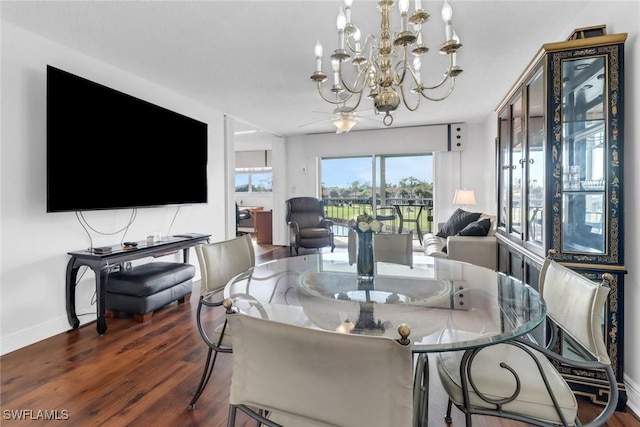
[
  {"x1": 413, "y1": 353, "x2": 429, "y2": 427},
  {"x1": 187, "y1": 347, "x2": 220, "y2": 410},
  {"x1": 227, "y1": 404, "x2": 237, "y2": 427},
  {"x1": 444, "y1": 398, "x2": 453, "y2": 424}
]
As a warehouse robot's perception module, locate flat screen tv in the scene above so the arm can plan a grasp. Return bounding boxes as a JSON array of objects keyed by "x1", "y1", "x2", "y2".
[{"x1": 46, "y1": 65, "x2": 208, "y2": 212}]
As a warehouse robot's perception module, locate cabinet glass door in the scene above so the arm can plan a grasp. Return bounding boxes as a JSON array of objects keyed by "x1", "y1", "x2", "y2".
[
  {"x1": 560, "y1": 56, "x2": 606, "y2": 254},
  {"x1": 510, "y1": 94, "x2": 523, "y2": 239},
  {"x1": 498, "y1": 108, "x2": 509, "y2": 230},
  {"x1": 526, "y1": 70, "x2": 544, "y2": 247}
]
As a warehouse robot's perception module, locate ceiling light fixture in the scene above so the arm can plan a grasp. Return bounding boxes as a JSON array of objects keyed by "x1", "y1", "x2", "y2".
[
  {"x1": 234, "y1": 129, "x2": 259, "y2": 136},
  {"x1": 332, "y1": 114, "x2": 359, "y2": 134},
  {"x1": 311, "y1": 0, "x2": 463, "y2": 127}
]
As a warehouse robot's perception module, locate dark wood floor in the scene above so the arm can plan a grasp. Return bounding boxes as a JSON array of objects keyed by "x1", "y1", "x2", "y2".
[{"x1": 1, "y1": 240, "x2": 637, "y2": 426}]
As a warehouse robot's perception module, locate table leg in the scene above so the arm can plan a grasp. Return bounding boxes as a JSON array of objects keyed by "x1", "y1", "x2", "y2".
[
  {"x1": 65, "y1": 259, "x2": 80, "y2": 329},
  {"x1": 94, "y1": 266, "x2": 108, "y2": 335}
]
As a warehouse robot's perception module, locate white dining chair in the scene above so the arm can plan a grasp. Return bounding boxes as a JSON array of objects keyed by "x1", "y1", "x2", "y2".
[
  {"x1": 187, "y1": 234, "x2": 255, "y2": 410},
  {"x1": 225, "y1": 300, "x2": 415, "y2": 427},
  {"x1": 436, "y1": 255, "x2": 619, "y2": 427},
  {"x1": 373, "y1": 231, "x2": 414, "y2": 271},
  {"x1": 347, "y1": 229, "x2": 413, "y2": 272}
]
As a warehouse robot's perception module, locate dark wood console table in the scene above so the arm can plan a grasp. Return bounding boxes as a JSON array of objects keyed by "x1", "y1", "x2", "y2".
[{"x1": 66, "y1": 233, "x2": 210, "y2": 335}]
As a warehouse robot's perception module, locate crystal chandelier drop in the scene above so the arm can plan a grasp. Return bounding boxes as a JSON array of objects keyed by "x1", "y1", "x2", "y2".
[{"x1": 310, "y1": 0, "x2": 463, "y2": 127}]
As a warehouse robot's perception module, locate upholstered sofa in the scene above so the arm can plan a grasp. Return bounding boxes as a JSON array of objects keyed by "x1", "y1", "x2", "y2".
[{"x1": 423, "y1": 209, "x2": 497, "y2": 270}]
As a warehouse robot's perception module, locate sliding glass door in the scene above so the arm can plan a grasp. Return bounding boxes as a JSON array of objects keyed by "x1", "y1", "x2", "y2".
[{"x1": 321, "y1": 154, "x2": 433, "y2": 236}]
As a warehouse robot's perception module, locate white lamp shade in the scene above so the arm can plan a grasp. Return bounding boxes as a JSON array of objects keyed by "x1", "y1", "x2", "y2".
[{"x1": 453, "y1": 189, "x2": 476, "y2": 206}]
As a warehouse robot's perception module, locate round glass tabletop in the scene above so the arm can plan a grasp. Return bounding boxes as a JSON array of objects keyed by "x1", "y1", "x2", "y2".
[{"x1": 224, "y1": 253, "x2": 546, "y2": 353}]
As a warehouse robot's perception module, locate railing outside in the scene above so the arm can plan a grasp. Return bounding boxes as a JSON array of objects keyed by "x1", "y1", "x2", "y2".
[{"x1": 323, "y1": 197, "x2": 433, "y2": 238}]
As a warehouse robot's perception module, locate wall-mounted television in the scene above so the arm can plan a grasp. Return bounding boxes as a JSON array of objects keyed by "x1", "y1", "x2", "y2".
[{"x1": 46, "y1": 65, "x2": 208, "y2": 212}]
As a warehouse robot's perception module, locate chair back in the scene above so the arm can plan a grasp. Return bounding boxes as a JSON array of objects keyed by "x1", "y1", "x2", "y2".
[
  {"x1": 227, "y1": 312, "x2": 414, "y2": 427},
  {"x1": 374, "y1": 232, "x2": 414, "y2": 268},
  {"x1": 539, "y1": 257, "x2": 611, "y2": 364},
  {"x1": 348, "y1": 230, "x2": 414, "y2": 269},
  {"x1": 286, "y1": 197, "x2": 326, "y2": 229},
  {"x1": 195, "y1": 234, "x2": 255, "y2": 297}
]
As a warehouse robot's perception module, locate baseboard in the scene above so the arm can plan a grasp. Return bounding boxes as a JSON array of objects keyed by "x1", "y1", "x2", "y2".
[
  {"x1": 0, "y1": 309, "x2": 96, "y2": 356},
  {"x1": 625, "y1": 373, "x2": 640, "y2": 418}
]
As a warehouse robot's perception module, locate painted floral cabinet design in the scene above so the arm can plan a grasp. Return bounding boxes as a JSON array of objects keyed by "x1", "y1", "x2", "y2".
[{"x1": 496, "y1": 26, "x2": 627, "y2": 409}]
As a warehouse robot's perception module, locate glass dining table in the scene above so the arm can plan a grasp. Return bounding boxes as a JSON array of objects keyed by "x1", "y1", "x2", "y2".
[{"x1": 223, "y1": 252, "x2": 546, "y2": 426}]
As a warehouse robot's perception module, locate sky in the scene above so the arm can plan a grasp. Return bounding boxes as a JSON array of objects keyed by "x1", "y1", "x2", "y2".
[{"x1": 321, "y1": 155, "x2": 433, "y2": 188}]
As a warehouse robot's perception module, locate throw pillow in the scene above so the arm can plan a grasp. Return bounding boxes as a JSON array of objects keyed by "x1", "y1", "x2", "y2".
[
  {"x1": 456, "y1": 218, "x2": 492, "y2": 236},
  {"x1": 436, "y1": 209, "x2": 482, "y2": 238}
]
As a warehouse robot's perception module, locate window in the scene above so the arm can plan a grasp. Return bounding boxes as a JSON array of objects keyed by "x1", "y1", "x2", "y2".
[
  {"x1": 235, "y1": 168, "x2": 272, "y2": 193},
  {"x1": 321, "y1": 154, "x2": 433, "y2": 204},
  {"x1": 235, "y1": 150, "x2": 273, "y2": 193},
  {"x1": 321, "y1": 154, "x2": 433, "y2": 236}
]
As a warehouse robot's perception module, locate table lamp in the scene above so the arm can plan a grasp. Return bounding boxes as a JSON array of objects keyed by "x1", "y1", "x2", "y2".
[{"x1": 453, "y1": 189, "x2": 476, "y2": 208}]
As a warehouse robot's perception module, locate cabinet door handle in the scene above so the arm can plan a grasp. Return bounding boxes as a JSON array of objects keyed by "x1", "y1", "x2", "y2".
[
  {"x1": 529, "y1": 158, "x2": 535, "y2": 164},
  {"x1": 519, "y1": 158, "x2": 526, "y2": 165}
]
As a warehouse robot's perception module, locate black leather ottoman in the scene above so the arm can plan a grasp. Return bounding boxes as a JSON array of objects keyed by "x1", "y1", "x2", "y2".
[{"x1": 105, "y1": 262, "x2": 195, "y2": 323}]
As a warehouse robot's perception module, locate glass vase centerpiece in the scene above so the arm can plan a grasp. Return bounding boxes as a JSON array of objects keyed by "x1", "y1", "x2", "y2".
[{"x1": 348, "y1": 213, "x2": 384, "y2": 281}]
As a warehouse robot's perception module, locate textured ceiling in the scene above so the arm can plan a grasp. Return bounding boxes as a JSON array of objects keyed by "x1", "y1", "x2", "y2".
[{"x1": 2, "y1": 1, "x2": 596, "y2": 136}]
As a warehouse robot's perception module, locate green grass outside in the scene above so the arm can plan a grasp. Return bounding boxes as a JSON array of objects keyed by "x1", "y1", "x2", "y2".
[{"x1": 324, "y1": 203, "x2": 433, "y2": 234}]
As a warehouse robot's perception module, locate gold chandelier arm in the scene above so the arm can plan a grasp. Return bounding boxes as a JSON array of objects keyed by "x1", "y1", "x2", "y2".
[
  {"x1": 394, "y1": 45, "x2": 414, "y2": 87},
  {"x1": 315, "y1": 82, "x2": 356, "y2": 105},
  {"x1": 399, "y1": 83, "x2": 421, "y2": 112},
  {"x1": 344, "y1": 22, "x2": 379, "y2": 55},
  {"x1": 338, "y1": 61, "x2": 369, "y2": 95},
  {"x1": 416, "y1": 77, "x2": 457, "y2": 101},
  {"x1": 338, "y1": 89, "x2": 366, "y2": 113},
  {"x1": 417, "y1": 54, "x2": 456, "y2": 90}
]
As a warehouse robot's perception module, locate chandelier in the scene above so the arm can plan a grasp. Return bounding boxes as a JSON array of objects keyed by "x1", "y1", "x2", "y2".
[{"x1": 310, "y1": 0, "x2": 463, "y2": 127}]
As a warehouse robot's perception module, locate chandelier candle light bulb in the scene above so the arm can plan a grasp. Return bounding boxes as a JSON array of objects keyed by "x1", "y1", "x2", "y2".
[
  {"x1": 345, "y1": 0, "x2": 353, "y2": 24},
  {"x1": 399, "y1": 0, "x2": 410, "y2": 32},
  {"x1": 337, "y1": 7, "x2": 346, "y2": 50},
  {"x1": 353, "y1": 27, "x2": 361, "y2": 52},
  {"x1": 315, "y1": 40, "x2": 323, "y2": 72},
  {"x1": 442, "y1": 0, "x2": 453, "y2": 40}
]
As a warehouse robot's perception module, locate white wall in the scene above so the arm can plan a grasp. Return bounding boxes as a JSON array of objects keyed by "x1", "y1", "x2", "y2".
[{"x1": 0, "y1": 23, "x2": 228, "y2": 354}]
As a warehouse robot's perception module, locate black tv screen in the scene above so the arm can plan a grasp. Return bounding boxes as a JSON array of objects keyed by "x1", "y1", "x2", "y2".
[{"x1": 46, "y1": 65, "x2": 208, "y2": 212}]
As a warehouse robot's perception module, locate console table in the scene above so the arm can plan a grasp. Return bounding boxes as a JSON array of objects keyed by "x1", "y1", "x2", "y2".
[{"x1": 66, "y1": 233, "x2": 210, "y2": 334}]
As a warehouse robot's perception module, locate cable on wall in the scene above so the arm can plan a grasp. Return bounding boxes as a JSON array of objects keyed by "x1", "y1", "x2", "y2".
[{"x1": 75, "y1": 209, "x2": 137, "y2": 250}]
